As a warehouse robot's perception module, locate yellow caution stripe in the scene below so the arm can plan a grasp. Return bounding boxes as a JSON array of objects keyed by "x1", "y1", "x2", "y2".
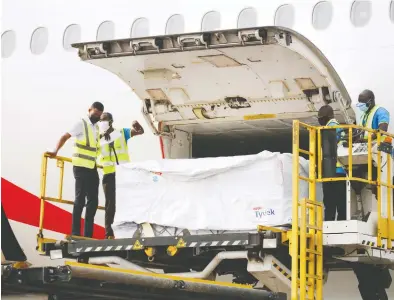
[
  {"x1": 273, "y1": 262, "x2": 291, "y2": 280},
  {"x1": 361, "y1": 239, "x2": 394, "y2": 251}
]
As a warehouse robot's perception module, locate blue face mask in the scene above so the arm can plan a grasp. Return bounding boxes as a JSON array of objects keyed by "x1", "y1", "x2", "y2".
[{"x1": 356, "y1": 102, "x2": 368, "y2": 112}]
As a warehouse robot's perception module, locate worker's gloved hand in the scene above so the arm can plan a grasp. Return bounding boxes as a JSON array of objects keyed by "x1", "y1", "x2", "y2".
[
  {"x1": 103, "y1": 132, "x2": 111, "y2": 141},
  {"x1": 132, "y1": 121, "x2": 144, "y2": 134},
  {"x1": 101, "y1": 127, "x2": 114, "y2": 141},
  {"x1": 46, "y1": 151, "x2": 58, "y2": 158}
]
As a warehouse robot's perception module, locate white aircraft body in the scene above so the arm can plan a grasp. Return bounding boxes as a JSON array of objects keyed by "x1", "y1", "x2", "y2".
[{"x1": 2, "y1": 0, "x2": 394, "y2": 299}]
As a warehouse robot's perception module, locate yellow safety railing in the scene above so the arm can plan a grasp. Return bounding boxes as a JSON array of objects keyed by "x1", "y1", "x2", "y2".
[
  {"x1": 291, "y1": 120, "x2": 394, "y2": 300},
  {"x1": 291, "y1": 121, "x2": 323, "y2": 300},
  {"x1": 38, "y1": 153, "x2": 104, "y2": 240}
]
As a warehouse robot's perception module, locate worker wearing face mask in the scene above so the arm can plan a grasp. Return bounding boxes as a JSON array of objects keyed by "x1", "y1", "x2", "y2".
[
  {"x1": 47, "y1": 102, "x2": 104, "y2": 238},
  {"x1": 356, "y1": 90, "x2": 391, "y2": 196},
  {"x1": 318, "y1": 105, "x2": 347, "y2": 221},
  {"x1": 356, "y1": 89, "x2": 390, "y2": 142},
  {"x1": 98, "y1": 112, "x2": 144, "y2": 239}
]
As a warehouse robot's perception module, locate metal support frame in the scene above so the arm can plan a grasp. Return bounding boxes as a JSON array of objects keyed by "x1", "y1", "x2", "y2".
[
  {"x1": 47, "y1": 232, "x2": 275, "y2": 256},
  {"x1": 2, "y1": 263, "x2": 287, "y2": 300},
  {"x1": 170, "y1": 251, "x2": 248, "y2": 279}
]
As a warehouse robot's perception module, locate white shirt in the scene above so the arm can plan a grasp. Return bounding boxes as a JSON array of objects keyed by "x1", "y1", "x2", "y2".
[{"x1": 68, "y1": 116, "x2": 98, "y2": 140}]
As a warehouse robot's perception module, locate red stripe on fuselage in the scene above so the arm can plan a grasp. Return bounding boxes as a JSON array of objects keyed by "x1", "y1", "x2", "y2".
[{"x1": 1, "y1": 178, "x2": 105, "y2": 239}]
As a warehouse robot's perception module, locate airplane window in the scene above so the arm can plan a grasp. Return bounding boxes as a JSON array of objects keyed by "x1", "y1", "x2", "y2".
[
  {"x1": 312, "y1": 1, "x2": 333, "y2": 30},
  {"x1": 390, "y1": 0, "x2": 394, "y2": 23},
  {"x1": 97, "y1": 21, "x2": 115, "y2": 41},
  {"x1": 131, "y1": 18, "x2": 150, "y2": 38},
  {"x1": 201, "y1": 11, "x2": 221, "y2": 31},
  {"x1": 237, "y1": 7, "x2": 258, "y2": 28},
  {"x1": 30, "y1": 27, "x2": 48, "y2": 55},
  {"x1": 1, "y1": 30, "x2": 16, "y2": 58},
  {"x1": 63, "y1": 24, "x2": 81, "y2": 51},
  {"x1": 274, "y1": 4, "x2": 295, "y2": 28},
  {"x1": 166, "y1": 14, "x2": 185, "y2": 34},
  {"x1": 350, "y1": 0, "x2": 372, "y2": 27}
]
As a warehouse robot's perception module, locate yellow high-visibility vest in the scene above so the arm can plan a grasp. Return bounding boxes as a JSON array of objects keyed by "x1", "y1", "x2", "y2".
[
  {"x1": 99, "y1": 129, "x2": 130, "y2": 175},
  {"x1": 72, "y1": 118, "x2": 100, "y2": 169},
  {"x1": 360, "y1": 105, "x2": 389, "y2": 142}
]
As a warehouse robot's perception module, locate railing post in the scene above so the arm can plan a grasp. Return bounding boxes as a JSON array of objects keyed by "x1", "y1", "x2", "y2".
[
  {"x1": 377, "y1": 132, "x2": 383, "y2": 247},
  {"x1": 57, "y1": 160, "x2": 65, "y2": 201},
  {"x1": 39, "y1": 154, "x2": 48, "y2": 235},
  {"x1": 316, "y1": 204, "x2": 324, "y2": 300},
  {"x1": 291, "y1": 120, "x2": 300, "y2": 300},
  {"x1": 367, "y1": 132, "x2": 372, "y2": 182},
  {"x1": 299, "y1": 200, "x2": 307, "y2": 300},
  {"x1": 387, "y1": 151, "x2": 392, "y2": 249},
  {"x1": 317, "y1": 129, "x2": 322, "y2": 180},
  {"x1": 307, "y1": 128, "x2": 316, "y2": 299},
  {"x1": 348, "y1": 127, "x2": 353, "y2": 178}
]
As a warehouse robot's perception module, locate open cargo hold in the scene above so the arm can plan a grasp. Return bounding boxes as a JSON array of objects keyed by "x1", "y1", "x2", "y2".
[
  {"x1": 114, "y1": 151, "x2": 323, "y2": 238},
  {"x1": 74, "y1": 27, "x2": 355, "y2": 237}
]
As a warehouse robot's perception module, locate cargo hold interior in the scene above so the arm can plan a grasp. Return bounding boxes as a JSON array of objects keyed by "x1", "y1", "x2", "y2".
[{"x1": 162, "y1": 120, "x2": 311, "y2": 159}]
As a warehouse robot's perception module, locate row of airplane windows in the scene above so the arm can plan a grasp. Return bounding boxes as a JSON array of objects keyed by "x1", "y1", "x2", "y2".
[{"x1": 2, "y1": 0, "x2": 394, "y2": 59}]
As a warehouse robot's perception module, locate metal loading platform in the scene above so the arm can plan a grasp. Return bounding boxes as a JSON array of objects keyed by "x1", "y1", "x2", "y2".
[
  {"x1": 1, "y1": 262, "x2": 286, "y2": 300},
  {"x1": 30, "y1": 121, "x2": 394, "y2": 300}
]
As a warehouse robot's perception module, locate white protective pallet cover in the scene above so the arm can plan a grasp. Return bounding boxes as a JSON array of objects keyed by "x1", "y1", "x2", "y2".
[{"x1": 114, "y1": 151, "x2": 323, "y2": 236}]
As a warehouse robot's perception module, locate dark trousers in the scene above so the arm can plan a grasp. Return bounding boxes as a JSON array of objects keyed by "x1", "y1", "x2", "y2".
[
  {"x1": 72, "y1": 166, "x2": 99, "y2": 237},
  {"x1": 103, "y1": 173, "x2": 116, "y2": 237},
  {"x1": 323, "y1": 173, "x2": 347, "y2": 221}
]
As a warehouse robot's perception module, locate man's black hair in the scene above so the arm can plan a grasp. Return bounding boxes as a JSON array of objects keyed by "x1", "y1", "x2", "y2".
[
  {"x1": 102, "y1": 112, "x2": 114, "y2": 121},
  {"x1": 362, "y1": 89, "x2": 375, "y2": 102},
  {"x1": 91, "y1": 101, "x2": 104, "y2": 111},
  {"x1": 358, "y1": 89, "x2": 375, "y2": 103},
  {"x1": 318, "y1": 105, "x2": 334, "y2": 118}
]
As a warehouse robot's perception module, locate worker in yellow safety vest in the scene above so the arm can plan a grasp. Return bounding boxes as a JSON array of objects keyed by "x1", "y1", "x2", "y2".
[
  {"x1": 98, "y1": 112, "x2": 144, "y2": 239},
  {"x1": 318, "y1": 105, "x2": 347, "y2": 221},
  {"x1": 356, "y1": 89, "x2": 391, "y2": 196},
  {"x1": 47, "y1": 102, "x2": 104, "y2": 238},
  {"x1": 356, "y1": 89, "x2": 390, "y2": 143}
]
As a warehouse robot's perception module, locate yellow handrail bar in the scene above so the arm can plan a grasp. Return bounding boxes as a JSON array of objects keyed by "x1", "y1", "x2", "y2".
[
  {"x1": 298, "y1": 121, "x2": 394, "y2": 138},
  {"x1": 38, "y1": 153, "x2": 104, "y2": 237}
]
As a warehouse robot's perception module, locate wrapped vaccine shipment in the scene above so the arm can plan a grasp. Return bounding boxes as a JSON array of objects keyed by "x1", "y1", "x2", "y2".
[{"x1": 113, "y1": 151, "x2": 322, "y2": 236}]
